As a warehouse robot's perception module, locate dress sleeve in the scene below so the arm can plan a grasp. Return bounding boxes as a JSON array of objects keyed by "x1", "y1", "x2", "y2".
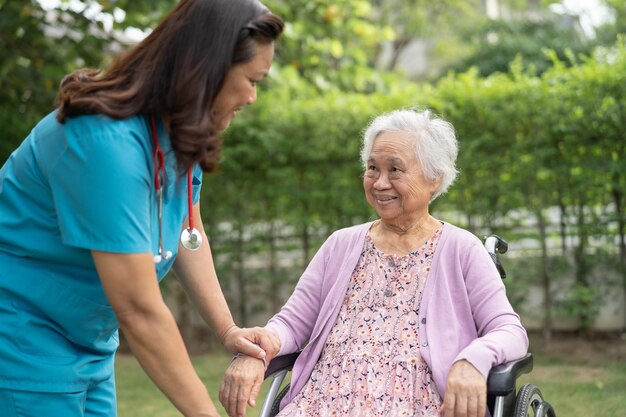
[{"x1": 48, "y1": 128, "x2": 153, "y2": 253}]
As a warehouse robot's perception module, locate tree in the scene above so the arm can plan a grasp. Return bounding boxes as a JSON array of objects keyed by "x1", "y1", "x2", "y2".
[
  {"x1": 444, "y1": 15, "x2": 591, "y2": 77},
  {"x1": 594, "y1": 0, "x2": 626, "y2": 45},
  {"x1": 264, "y1": 0, "x2": 395, "y2": 92},
  {"x1": 0, "y1": 0, "x2": 176, "y2": 162},
  {"x1": 373, "y1": 0, "x2": 484, "y2": 76}
]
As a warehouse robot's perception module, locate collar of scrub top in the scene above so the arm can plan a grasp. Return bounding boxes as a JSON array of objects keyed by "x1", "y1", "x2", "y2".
[{"x1": 149, "y1": 115, "x2": 202, "y2": 264}]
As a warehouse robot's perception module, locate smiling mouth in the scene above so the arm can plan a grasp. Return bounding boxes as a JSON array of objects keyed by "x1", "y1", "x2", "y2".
[
  {"x1": 375, "y1": 195, "x2": 397, "y2": 204},
  {"x1": 229, "y1": 106, "x2": 243, "y2": 116}
]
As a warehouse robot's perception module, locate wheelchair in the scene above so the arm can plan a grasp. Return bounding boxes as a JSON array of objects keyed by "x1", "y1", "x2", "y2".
[{"x1": 257, "y1": 235, "x2": 557, "y2": 417}]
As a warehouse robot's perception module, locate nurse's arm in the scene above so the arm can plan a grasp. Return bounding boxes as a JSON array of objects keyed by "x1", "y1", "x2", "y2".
[
  {"x1": 172, "y1": 202, "x2": 280, "y2": 361},
  {"x1": 92, "y1": 251, "x2": 220, "y2": 417}
]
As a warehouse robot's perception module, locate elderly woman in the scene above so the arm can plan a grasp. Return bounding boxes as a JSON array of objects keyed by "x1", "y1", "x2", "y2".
[{"x1": 220, "y1": 109, "x2": 528, "y2": 417}]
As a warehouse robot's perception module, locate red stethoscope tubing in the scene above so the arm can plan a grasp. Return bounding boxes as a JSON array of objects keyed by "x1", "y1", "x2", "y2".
[
  {"x1": 150, "y1": 115, "x2": 194, "y2": 229},
  {"x1": 186, "y1": 165, "x2": 194, "y2": 230},
  {"x1": 149, "y1": 115, "x2": 197, "y2": 262}
]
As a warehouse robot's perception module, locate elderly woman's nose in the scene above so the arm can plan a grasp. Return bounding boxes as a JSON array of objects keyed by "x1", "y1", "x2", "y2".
[{"x1": 374, "y1": 172, "x2": 391, "y2": 188}]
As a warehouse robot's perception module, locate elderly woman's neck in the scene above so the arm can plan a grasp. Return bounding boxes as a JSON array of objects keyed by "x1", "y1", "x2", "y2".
[
  {"x1": 372, "y1": 214, "x2": 441, "y2": 256},
  {"x1": 378, "y1": 213, "x2": 439, "y2": 235}
]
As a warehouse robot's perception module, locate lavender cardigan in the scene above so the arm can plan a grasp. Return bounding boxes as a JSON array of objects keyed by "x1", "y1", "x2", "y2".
[{"x1": 266, "y1": 221, "x2": 528, "y2": 408}]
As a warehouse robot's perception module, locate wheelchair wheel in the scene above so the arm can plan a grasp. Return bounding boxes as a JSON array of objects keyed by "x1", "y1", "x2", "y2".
[
  {"x1": 269, "y1": 382, "x2": 290, "y2": 417},
  {"x1": 513, "y1": 384, "x2": 556, "y2": 417},
  {"x1": 535, "y1": 400, "x2": 556, "y2": 417}
]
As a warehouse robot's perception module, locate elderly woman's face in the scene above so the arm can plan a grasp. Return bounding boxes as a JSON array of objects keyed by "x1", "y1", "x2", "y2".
[{"x1": 363, "y1": 132, "x2": 439, "y2": 225}]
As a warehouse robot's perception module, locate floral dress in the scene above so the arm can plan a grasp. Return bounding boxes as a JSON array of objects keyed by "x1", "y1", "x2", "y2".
[{"x1": 277, "y1": 228, "x2": 443, "y2": 417}]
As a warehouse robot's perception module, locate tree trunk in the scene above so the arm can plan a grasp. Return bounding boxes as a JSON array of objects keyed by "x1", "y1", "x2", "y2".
[
  {"x1": 536, "y1": 209, "x2": 552, "y2": 344},
  {"x1": 557, "y1": 192, "x2": 567, "y2": 255},
  {"x1": 387, "y1": 38, "x2": 411, "y2": 71},
  {"x1": 299, "y1": 169, "x2": 311, "y2": 267},
  {"x1": 301, "y1": 223, "x2": 310, "y2": 269},
  {"x1": 612, "y1": 187, "x2": 626, "y2": 331},
  {"x1": 465, "y1": 213, "x2": 475, "y2": 235},
  {"x1": 235, "y1": 222, "x2": 247, "y2": 326},
  {"x1": 267, "y1": 221, "x2": 280, "y2": 314},
  {"x1": 574, "y1": 202, "x2": 589, "y2": 285},
  {"x1": 573, "y1": 202, "x2": 593, "y2": 338}
]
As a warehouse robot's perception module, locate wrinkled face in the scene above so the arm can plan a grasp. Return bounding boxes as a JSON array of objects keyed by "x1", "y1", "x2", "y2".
[
  {"x1": 363, "y1": 131, "x2": 440, "y2": 226},
  {"x1": 212, "y1": 41, "x2": 275, "y2": 132}
]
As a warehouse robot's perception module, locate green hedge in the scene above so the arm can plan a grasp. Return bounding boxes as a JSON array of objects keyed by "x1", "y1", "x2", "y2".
[{"x1": 202, "y1": 39, "x2": 626, "y2": 332}]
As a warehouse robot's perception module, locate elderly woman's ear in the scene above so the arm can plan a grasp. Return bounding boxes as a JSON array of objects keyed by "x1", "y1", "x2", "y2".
[{"x1": 430, "y1": 176, "x2": 442, "y2": 197}]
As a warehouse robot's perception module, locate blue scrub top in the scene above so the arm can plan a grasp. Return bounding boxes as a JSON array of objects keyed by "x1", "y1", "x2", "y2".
[{"x1": 0, "y1": 111, "x2": 202, "y2": 392}]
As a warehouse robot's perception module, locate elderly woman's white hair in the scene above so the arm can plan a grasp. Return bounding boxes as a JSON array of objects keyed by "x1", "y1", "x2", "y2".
[{"x1": 360, "y1": 108, "x2": 459, "y2": 201}]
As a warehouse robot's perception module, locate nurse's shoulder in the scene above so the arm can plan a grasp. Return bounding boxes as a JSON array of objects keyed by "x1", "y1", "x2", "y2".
[
  {"x1": 15, "y1": 112, "x2": 154, "y2": 190},
  {"x1": 63, "y1": 113, "x2": 149, "y2": 148}
]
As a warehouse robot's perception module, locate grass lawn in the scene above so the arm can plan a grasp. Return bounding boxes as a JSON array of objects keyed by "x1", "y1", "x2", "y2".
[
  {"x1": 517, "y1": 360, "x2": 626, "y2": 417},
  {"x1": 115, "y1": 351, "x2": 273, "y2": 417},
  {"x1": 116, "y1": 347, "x2": 626, "y2": 417}
]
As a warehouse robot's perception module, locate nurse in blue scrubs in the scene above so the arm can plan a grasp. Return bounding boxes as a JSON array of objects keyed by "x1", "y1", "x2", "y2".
[{"x1": 0, "y1": 1, "x2": 283, "y2": 416}]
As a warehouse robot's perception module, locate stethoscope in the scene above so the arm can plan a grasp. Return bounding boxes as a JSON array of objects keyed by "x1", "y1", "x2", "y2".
[{"x1": 149, "y1": 115, "x2": 202, "y2": 263}]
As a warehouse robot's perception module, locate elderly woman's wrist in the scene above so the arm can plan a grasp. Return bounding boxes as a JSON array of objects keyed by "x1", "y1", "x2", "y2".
[{"x1": 231, "y1": 352, "x2": 268, "y2": 369}]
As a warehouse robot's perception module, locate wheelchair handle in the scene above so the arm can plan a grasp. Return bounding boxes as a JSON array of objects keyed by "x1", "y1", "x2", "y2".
[
  {"x1": 484, "y1": 235, "x2": 508, "y2": 254},
  {"x1": 484, "y1": 235, "x2": 508, "y2": 279}
]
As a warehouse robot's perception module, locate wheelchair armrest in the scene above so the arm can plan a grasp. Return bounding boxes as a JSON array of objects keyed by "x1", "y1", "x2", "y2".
[
  {"x1": 487, "y1": 353, "x2": 533, "y2": 396},
  {"x1": 260, "y1": 353, "x2": 301, "y2": 417},
  {"x1": 264, "y1": 352, "x2": 300, "y2": 379}
]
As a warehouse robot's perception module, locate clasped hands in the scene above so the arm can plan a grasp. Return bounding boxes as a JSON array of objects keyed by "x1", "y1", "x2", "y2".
[
  {"x1": 220, "y1": 326, "x2": 279, "y2": 417},
  {"x1": 220, "y1": 325, "x2": 280, "y2": 364}
]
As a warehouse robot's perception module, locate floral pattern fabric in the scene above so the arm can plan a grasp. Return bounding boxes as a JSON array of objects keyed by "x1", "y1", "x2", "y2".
[{"x1": 277, "y1": 228, "x2": 443, "y2": 417}]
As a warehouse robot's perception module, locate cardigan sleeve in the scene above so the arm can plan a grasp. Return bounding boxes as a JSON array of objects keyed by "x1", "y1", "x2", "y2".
[
  {"x1": 452, "y1": 238, "x2": 529, "y2": 378},
  {"x1": 265, "y1": 233, "x2": 334, "y2": 356}
]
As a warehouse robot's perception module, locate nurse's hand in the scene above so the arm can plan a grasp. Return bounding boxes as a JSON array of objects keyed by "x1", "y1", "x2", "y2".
[
  {"x1": 221, "y1": 325, "x2": 281, "y2": 363},
  {"x1": 442, "y1": 359, "x2": 487, "y2": 417},
  {"x1": 219, "y1": 355, "x2": 266, "y2": 417}
]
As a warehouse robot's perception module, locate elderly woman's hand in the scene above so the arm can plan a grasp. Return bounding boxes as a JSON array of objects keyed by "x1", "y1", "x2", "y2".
[
  {"x1": 221, "y1": 326, "x2": 281, "y2": 363},
  {"x1": 219, "y1": 355, "x2": 266, "y2": 417},
  {"x1": 442, "y1": 359, "x2": 487, "y2": 417}
]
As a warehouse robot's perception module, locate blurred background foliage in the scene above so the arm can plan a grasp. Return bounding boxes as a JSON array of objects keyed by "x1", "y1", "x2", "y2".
[{"x1": 1, "y1": 0, "x2": 625, "y2": 340}]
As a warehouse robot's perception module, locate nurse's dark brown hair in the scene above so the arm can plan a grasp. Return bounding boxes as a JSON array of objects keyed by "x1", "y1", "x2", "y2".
[{"x1": 56, "y1": 0, "x2": 283, "y2": 173}]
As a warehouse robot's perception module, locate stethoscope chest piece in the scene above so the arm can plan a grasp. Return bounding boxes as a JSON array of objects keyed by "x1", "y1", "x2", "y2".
[{"x1": 181, "y1": 227, "x2": 202, "y2": 251}]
